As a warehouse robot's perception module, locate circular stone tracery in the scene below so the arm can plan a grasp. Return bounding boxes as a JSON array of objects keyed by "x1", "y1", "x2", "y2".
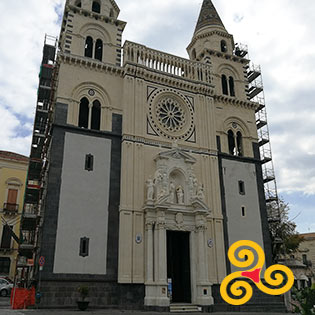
[
  {"x1": 148, "y1": 89, "x2": 195, "y2": 140},
  {"x1": 156, "y1": 98, "x2": 185, "y2": 132}
]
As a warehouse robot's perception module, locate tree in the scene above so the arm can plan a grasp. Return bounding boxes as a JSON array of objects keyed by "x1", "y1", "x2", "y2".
[{"x1": 267, "y1": 198, "x2": 304, "y2": 261}]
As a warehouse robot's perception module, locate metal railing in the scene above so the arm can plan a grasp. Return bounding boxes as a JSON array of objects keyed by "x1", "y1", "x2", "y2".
[{"x1": 3, "y1": 203, "x2": 19, "y2": 213}]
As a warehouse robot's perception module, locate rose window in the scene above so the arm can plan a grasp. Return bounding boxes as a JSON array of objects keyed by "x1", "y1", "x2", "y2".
[{"x1": 156, "y1": 98, "x2": 185, "y2": 132}]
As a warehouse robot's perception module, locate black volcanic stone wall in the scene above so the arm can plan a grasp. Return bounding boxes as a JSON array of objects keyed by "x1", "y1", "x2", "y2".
[{"x1": 38, "y1": 107, "x2": 143, "y2": 307}]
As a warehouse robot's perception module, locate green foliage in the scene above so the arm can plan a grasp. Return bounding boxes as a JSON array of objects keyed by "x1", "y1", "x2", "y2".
[
  {"x1": 77, "y1": 285, "x2": 89, "y2": 301},
  {"x1": 292, "y1": 286, "x2": 315, "y2": 315},
  {"x1": 268, "y1": 199, "x2": 304, "y2": 260}
]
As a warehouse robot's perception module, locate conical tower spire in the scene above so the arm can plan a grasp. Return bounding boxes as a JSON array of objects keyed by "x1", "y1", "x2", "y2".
[{"x1": 194, "y1": 0, "x2": 226, "y2": 34}]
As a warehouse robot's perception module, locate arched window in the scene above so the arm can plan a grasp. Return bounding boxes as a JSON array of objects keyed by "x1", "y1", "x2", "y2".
[
  {"x1": 75, "y1": 0, "x2": 81, "y2": 8},
  {"x1": 84, "y1": 36, "x2": 93, "y2": 58},
  {"x1": 91, "y1": 100, "x2": 101, "y2": 130},
  {"x1": 109, "y1": 9, "x2": 114, "y2": 18},
  {"x1": 92, "y1": 1, "x2": 101, "y2": 13},
  {"x1": 229, "y1": 76, "x2": 235, "y2": 97},
  {"x1": 237, "y1": 131, "x2": 243, "y2": 156},
  {"x1": 192, "y1": 48, "x2": 196, "y2": 60},
  {"x1": 228, "y1": 130, "x2": 235, "y2": 155},
  {"x1": 221, "y1": 40, "x2": 227, "y2": 53},
  {"x1": 95, "y1": 39, "x2": 103, "y2": 61},
  {"x1": 78, "y1": 98, "x2": 89, "y2": 128},
  {"x1": 222, "y1": 75, "x2": 228, "y2": 95}
]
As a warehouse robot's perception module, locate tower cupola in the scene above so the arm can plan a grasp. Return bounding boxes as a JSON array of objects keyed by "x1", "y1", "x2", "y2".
[{"x1": 187, "y1": 0, "x2": 234, "y2": 62}]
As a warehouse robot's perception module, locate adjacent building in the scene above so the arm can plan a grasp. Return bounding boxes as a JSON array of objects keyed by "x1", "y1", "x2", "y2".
[
  {"x1": 18, "y1": 0, "x2": 284, "y2": 310},
  {"x1": 0, "y1": 151, "x2": 28, "y2": 280},
  {"x1": 295, "y1": 232, "x2": 315, "y2": 287}
]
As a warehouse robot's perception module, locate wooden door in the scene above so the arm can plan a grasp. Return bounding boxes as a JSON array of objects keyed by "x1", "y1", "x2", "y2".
[{"x1": 7, "y1": 189, "x2": 18, "y2": 211}]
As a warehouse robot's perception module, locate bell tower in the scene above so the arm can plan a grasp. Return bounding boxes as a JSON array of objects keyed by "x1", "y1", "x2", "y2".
[
  {"x1": 59, "y1": 0, "x2": 125, "y2": 65},
  {"x1": 187, "y1": 0, "x2": 234, "y2": 62},
  {"x1": 187, "y1": 0, "x2": 249, "y2": 108}
]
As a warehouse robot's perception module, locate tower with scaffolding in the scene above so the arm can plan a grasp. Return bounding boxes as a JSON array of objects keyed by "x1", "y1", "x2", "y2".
[
  {"x1": 16, "y1": 35, "x2": 58, "y2": 284},
  {"x1": 241, "y1": 45, "x2": 282, "y2": 253}
]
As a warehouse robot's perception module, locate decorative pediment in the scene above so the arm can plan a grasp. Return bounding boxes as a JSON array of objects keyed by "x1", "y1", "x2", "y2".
[
  {"x1": 191, "y1": 198, "x2": 209, "y2": 212},
  {"x1": 155, "y1": 148, "x2": 196, "y2": 165}
]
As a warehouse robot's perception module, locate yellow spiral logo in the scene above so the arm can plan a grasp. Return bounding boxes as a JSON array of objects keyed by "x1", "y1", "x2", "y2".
[{"x1": 220, "y1": 240, "x2": 294, "y2": 305}]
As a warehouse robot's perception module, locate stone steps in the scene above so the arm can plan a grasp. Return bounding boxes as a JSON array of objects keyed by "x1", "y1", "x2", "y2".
[{"x1": 170, "y1": 304, "x2": 202, "y2": 313}]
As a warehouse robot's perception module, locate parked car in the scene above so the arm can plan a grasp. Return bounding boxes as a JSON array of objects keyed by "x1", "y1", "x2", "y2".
[
  {"x1": 0, "y1": 276, "x2": 13, "y2": 284},
  {"x1": 0, "y1": 278, "x2": 13, "y2": 297}
]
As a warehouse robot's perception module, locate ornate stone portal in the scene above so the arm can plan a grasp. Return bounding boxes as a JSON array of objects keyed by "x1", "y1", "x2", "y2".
[{"x1": 144, "y1": 147, "x2": 214, "y2": 306}]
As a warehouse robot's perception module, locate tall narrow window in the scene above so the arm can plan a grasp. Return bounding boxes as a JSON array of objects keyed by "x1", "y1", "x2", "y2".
[
  {"x1": 229, "y1": 76, "x2": 235, "y2": 96},
  {"x1": 221, "y1": 40, "x2": 227, "y2": 53},
  {"x1": 85, "y1": 154, "x2": 94, "y2": 171},
  {"x1": 78, "y1": 97, "x2": 89, "y2": 128},
  {"x1": 192, "y1": 48, "x2": 197, "y2": 60},
  {"x1": 75, "y1": 0, "x2": 81, "y2": 7},
  {"x1": 222, "y1": 75, "x2": 228, "y2": 95},
  {"x1": 84, "y1": 36, "x2": 93, "y2": 58},
  {"x1": 109, "y1": 9, "x2": 114, "y2": 18},
  {"x1": 1, "y1": 225, "x2": 12, "y2": 249},
  {"x1": 239, "y1": 181, "x2": 245, "y2": 195},
  {"x1": 91, "y1": 100, "x2": 101, "y2": 130},
  {"x1": 95, "y1": 39, "x2": 103, "y2": 61},
  {"x1": 80, "y1": 237, "x2": 90, "y2": 257},
  {"x1": 92, "y1": 1, "x2": 101, "y2": 13},
  {"x1": 237, "y1": 131, "x2": 243, "y2": 156},
  {"x1": 302, "y1": 254, "x2": 307, "y2": 265},
  {"x1": 241, "y1": 206, "x2": 246, "y2": 217},
  {"x1": 228, "y1": 130, "x2": 235, "y2": 155}
]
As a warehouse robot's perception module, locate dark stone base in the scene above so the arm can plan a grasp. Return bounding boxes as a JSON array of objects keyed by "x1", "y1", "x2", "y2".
[
  {"x1": 212, "y1": 282, "x2": 287, "y2": 313},
  {"x1": 38, "y1": 280, "x2": 145, "y2": 309}
]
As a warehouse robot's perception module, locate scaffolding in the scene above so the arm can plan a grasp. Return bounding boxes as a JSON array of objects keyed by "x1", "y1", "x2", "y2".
[
  {"x1": 245, "y1": 62, "x2": 281, "y2": 225},
  {"x1": 16, "y1": 35, "x2": 58, "y2": 286}
]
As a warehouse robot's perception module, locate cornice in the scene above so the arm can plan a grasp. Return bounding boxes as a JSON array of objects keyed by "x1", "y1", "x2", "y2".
[
  {"x1": 187, "y1": 30, "x2": 233, "y2": 50},
  {"x1": 214, "y1": 94, "x2": 259, "y2": 111},
  {"x1": 204, "y1": 49, "x2": 249, "y2": 64},
  {"x1": 124, "y1": 63, "x2": 215, "y2": 96},
  {"x1": 122, "y1": 134, "x2": 218, "y2": 157},
  {"x1": 58, "y1": 52, "x2": 124, "y2": 77},
  {"x1": 67, "y1": 4, "x2": 126, "y2": 29}
]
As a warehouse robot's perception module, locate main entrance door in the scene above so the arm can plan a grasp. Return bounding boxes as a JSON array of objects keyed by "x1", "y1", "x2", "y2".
[{"x1": 167, "y1": 231, "x2": 191, "y2": 303}]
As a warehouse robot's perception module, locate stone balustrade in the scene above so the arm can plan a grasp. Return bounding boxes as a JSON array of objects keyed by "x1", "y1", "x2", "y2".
[{"x1": 123, "y1": 41, "x2": 213, "y2": 85}]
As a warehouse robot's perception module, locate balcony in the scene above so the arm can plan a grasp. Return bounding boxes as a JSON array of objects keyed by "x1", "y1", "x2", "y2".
[
  {"x1": 19, "y1": 232, "x2": 36, "y2": 258},
  {"x1": 3, "y1": 203, "x2": 19, "y2": 215},
  {"x1": 0, "y1": 246, "x2": 15, "y2": 254},
  {"x1": 123, "y1": 41, "x2": 213, "y2": 86}
]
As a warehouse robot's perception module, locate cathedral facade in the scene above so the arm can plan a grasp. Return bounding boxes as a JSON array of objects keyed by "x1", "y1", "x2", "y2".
[{"x1": 36, "y1": 0, "x2": 273, "y2": 309}]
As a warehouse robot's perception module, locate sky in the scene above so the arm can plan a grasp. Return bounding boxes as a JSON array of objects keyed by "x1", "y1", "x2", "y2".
[{"x1": 0, "y1": 0, "x2": 314, "y2": 233}]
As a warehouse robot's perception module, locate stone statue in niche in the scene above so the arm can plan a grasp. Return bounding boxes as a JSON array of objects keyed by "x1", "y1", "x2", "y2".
[
  {"x1": 197, "y1": 184, "x2": 205, "y2": 201},
  {"x1": 169, "y1": 181, "x2": 176, "y2": 203},
  {"x1": 176, "y1": 186, "x2": 184, "y2": 205},
  {"x1": 146, "y1": 178, "x2": 154, "y2": 201},
  {"x1": 154, "y1": 169, "x2": 163, "y2": 199}
]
